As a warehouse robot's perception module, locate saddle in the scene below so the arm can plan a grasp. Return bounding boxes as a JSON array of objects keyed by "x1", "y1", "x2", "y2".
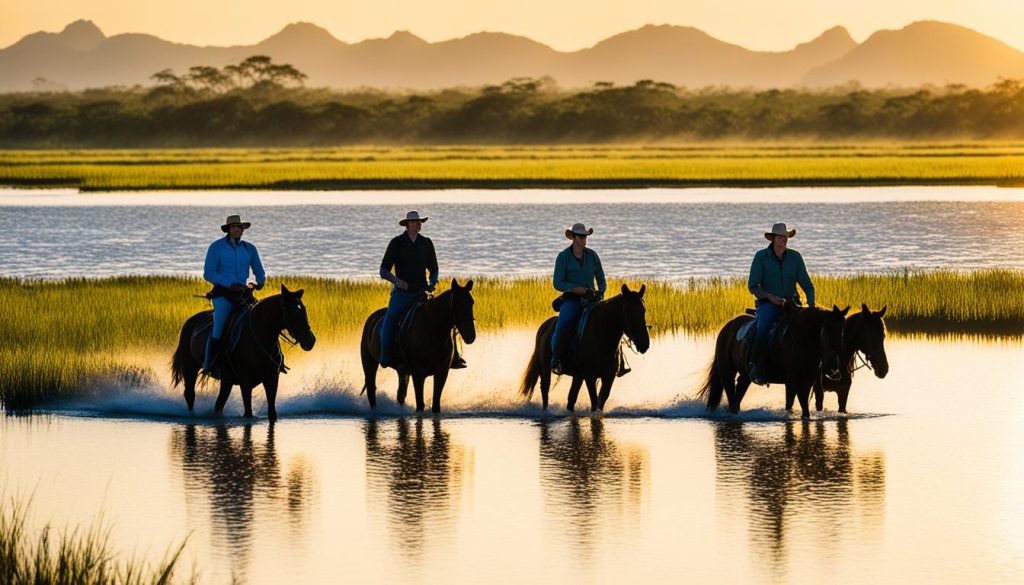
[
  {"x1": 555, "y1": 299, "x2": 599, "y2": 376},
  {"x1": 192, "y1": 303, "x2": 256, "y2": 355},
  {"x1": 736, "y1": 309, "x2": 789, "y2": 349},
  {"x1": 384, "y1": 294, "x2": 430, "y2": 371}
]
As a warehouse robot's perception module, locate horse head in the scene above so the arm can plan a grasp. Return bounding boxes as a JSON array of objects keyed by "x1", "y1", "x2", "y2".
[
  {"x1": 449, "y1": 278, "x2": 476, "y2": 344},
  {"x1": 619, "y1": 283, "x2": 650, "y2": 354},
  {"x1": 822, "y1": 305, "x2": 850, "y2": 380},
  {"x1": 280, "y1": 284, "x2": 316, "y2": 351},
  {"x1": 856, "y1": 303, "x2": 889, "y2": 378}
]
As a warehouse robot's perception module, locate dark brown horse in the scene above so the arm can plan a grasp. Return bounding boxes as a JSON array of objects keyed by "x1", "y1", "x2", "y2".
[
  {"x1": 520, "y1": 284, "x2": 650, "y2": 412},
  {"x1": 171, "y1": 285, "x2": 316, "y2": 422},
  {"x1": 808, "y1": 304, "x2": 889, "y2": 413},
  {"x1": 697, "y1": 303, "x2": 848, "y2": 418},
  {"x1": 360, "y1": 279, "x2": 476, "y2": 413}
]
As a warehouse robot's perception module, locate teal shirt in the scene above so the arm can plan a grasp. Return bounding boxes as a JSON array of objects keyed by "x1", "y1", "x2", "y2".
[
  {"x1": 553, "y1": 246, "x2": 607, "y2": 297},
  {"x1": 748, "y1": 244, "x2": 815, "y2": 307}
]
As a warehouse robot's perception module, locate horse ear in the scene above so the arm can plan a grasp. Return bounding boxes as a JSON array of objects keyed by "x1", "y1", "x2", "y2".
[
  {"x1": 295, "y1": 289, "x2": 304, "y2": 299},
  {"x1": 877, "y1": 306, "x2": 887, "y2": 318},
  {"x1": 281, "y1": 284, "x2": 290, "y2": 294},
  {"x1": 639, "y1": 284, "x2": 646, "y2": 298},
  {"x1": 862, "y1": 303, "x2": 869, "y2": 314},
  {"x1": 621, "y1": 283, "x2": 629, "y2": 295},
  {"x1": 450, "y1": 278, "x2": 459, "y2": 290},
  {"x1": 832, "y1": 304, "x2": 840, "y2": 312},
  {"x1": 465, "y1": 279, "x2": 473, "y2": 291},
  {"x1": 841, "y1": 305, "x2": 850, "y2": 316}
]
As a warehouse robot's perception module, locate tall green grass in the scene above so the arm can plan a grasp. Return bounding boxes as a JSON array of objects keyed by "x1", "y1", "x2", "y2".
[
  {"x1": 4, "y1": 145, "x2": 1024, "y2": 190},
  {"x1": 1, "y1": 270, "x2": 1022, "y2": 409},
  {"x1": 0, "y1": 492, "x2": 195, "y2": 585}
]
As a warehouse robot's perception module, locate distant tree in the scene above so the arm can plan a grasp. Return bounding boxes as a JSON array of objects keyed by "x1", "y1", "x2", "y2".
[{"x1": 185, "y1": 66, "x2": 232, "y2": 93}]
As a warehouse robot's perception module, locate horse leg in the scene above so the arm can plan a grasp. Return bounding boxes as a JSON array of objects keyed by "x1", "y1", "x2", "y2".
[
  {"x1": 597, "y1": 375, "x2": 615, "y2": 411},
  {"x1": 735, "y1": 375, "x2": 752, "y2": 404},
  {"x1": 540, "y1": 362, "x2": 552, "y2": 411},
  {"x1": 360, "y1": 340, "x2": 379, "y2": 409},
  {"x1": 792, "y1": 381, "x2": 811, "y2": 419},
  {"x1": 431, "y1": 369, "x2": 449, "y2": 414},
  {"x1": 566, "y1": 377, "x2": 584, "y2": 412},
  {"x1": 785, "y1": 386, "x2": 796, "y2": 412},
  {"x1": 241, "y1": 385, "x2": 255, "y2": 418},
  {"x1": 813, "y1": 378, "x2": 825, "y2": 412},
  {"x1": 412, "y1": 374, "x2": 427, "y2": 412},
  {"x1": 263, "y1": 375, "x2": 279, "y2": 423},
  {"x1": 183, "y1": 366, "x2": 198, "y2": 413},
  {"x1": 397, "y1": 373, "x2": 410, "y2": 406},
  {"x1": 214, "y1": 380, "x2": 232, "y2": 415},
  {"x1": 585, "y1": 378, "x2": 599, "y2": 412},
  {"x1": 723, "y1": 370, "x2": 739, "y2": 415},
  {"x1": 837, "y1": 382, "x2": 850, "y2": 414}
]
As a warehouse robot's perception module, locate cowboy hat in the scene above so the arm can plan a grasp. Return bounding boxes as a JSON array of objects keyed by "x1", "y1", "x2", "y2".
[
  {"x1": 565, "y1": 222, "x2": 594, "y2": 240},
  {"x1": 221, "y1": 214, "x2": 251, "y2": 232},
  {"x1": 764, "y1": 222, "x2": 796, "y2": 240},
  {"x1": 399, "y1": 210, "x2": 429, "y2": 226}
]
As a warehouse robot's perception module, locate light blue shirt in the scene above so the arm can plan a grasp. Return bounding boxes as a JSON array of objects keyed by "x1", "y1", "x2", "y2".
[
  {"x1": 553, "y1": 246, "x2": 607, "y2": 298},
  {"x1": 204, "y1": 235, "x2": 266, "y2": 289}
]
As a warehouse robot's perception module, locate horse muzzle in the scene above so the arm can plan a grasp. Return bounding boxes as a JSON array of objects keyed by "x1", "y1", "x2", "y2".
[{"x1": 300, "y1": 333, "x2": 316, "y2": 351}]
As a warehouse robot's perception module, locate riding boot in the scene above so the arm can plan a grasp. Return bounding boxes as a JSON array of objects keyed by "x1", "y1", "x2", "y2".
[
  {"x1": 203, "y1": 336, "x2": 223, "y2": 380},
  {"x1": 616, "y1": 350, "x2": 631, "y2": 377},
  {"x1": 550, "y1": 333, "x2": 566, "y2": 375},
  {"x1": 748, "y1": 339, "x2": 768, "y2": 385},
  {"x1": 450, "y1": 344, "x2": 467, "y2": 369}
]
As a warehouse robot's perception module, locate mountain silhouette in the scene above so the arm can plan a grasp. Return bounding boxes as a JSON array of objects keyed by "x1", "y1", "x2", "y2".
[{"x1": 1, "y1": 19, "x2": 1022, "y2": 91}]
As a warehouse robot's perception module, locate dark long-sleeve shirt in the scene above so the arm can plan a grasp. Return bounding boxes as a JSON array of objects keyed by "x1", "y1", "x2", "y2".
[
  {"x1": 379, "y1": 233, "x2": 439, "y2": 293},
  {"x1": 553, "y1": 246, "x2": 607, "y2": 298},
  {"x1": 747, "y1": 243, "x2": 815, "y2": 307}
]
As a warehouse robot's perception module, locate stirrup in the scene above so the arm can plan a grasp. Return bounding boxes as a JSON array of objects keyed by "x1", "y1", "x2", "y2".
[{"x1": 450, "y1": 355, "x2": 467, "y2": 369}]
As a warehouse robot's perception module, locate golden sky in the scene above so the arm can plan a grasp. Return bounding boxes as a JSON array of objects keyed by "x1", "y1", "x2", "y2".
[{"x1": 4, "y1": 0, "x2": 1024, "y2": 52}]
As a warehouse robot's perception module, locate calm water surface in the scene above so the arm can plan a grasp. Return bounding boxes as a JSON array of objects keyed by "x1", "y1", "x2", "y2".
[
  {"x1": 2, "y1": 333, "x2": 1024, "y2": 584},
  {"x1": 2, "y1": 186, "x2": 1024, "y2": 279}
]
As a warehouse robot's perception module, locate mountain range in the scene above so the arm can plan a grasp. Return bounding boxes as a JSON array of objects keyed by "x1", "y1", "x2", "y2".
[{"x1": 2, "y1": 19, "x2": 1024, "y2": 92}]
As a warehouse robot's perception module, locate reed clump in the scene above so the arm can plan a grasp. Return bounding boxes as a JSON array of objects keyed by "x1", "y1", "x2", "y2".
[
  {"x1": 0, "y1": 492, "x2": 195, "y2": 585},
  {"x1": 2, "y1": 270, "x2": 1021, "y2": 409}
]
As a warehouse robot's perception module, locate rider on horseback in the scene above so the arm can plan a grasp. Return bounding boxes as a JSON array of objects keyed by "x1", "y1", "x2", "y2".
[
  {"x1": 202, "y1": 214, "x2": 265, "y2": 379},
  {"x1": 550, "y1": 222, "x2": 607, "y2": 375},
  {"x1": 747, "y1": 222, "x2": 816, "y2": 385},
  {"x1": 378, "y1": 210, "x2": 466, "y2": 370}
]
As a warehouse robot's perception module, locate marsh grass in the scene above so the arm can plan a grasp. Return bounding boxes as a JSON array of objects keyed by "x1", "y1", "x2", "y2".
[
  {"x1": 4, "y1": 145, "x2": 1024, "y2": 190},
  {"x1": 0, "y1": 492, "x2": 195, "y2": 585},
  {"x1": 2, "y1": 270, "x2": 1022, "y2": 409}
]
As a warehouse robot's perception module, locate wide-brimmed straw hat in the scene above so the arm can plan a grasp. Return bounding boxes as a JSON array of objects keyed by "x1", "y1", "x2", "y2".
[
  {"x1": 764, "y1": 222, "x2": 796, "y2": 240},
  {"x1": 399, "y1": 210, "x2": 429, "y2": 226},
  {"x1": 565, "y1": 223, "x2": 594, "y2": 240},
  {"x1": 221, "y1": 214, "x2": 251, "y2": 233}
]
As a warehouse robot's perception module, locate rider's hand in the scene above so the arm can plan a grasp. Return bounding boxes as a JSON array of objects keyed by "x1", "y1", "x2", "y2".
[
  {"x1": 426, "y1": 283, "x2": 436, "y2": 293},
  {"x1": 396, "y1": 279, "x2": 409, "y2": 291},
  {"x1": 253, "y1": 282, "x2": 264, "y2": 291},
  {"x1": 770, "y1": 294, "x2": 786, "y2": 307},
  {"x1": 230, "y1": 283, "x2": 244, "y2": 292}
]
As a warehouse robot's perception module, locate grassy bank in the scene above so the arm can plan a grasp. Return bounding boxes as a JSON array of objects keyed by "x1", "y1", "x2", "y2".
[
  {"x1": 3, "y1": 144, "x2": 1024, "y2": 190},
  {"x1": 0, "y1": 493, "x2": 194, "y2": 585},
  {"x1": 1, "y1": 270, "x2": 1021, "y2": 409}
]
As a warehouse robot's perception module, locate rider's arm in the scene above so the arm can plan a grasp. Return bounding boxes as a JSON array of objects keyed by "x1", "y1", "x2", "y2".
[
  {"x1": 795, "y1": 252, "x2": 815, "y2": 307},
  {"x1": 427, "y1": 238, "x2": 439, "y2": 290},
  {"x1": 203, "y1": 240, "x2": 231, "y2": 287},
  {"x1": 379, "y1": 238, "x2": 399, "y2": 285},
  {"x1": 747, "y1": 252, "x2": 770, "y2": 301},
  {"x1": 552, "y1": 251, "x2": 572, "y2": 292},
  {"x1": 249, "y1": 243, "x2": 266, "y2": 289},
  {"x1": 592, "y1": 250, "x2": 607, "y2": 299}
]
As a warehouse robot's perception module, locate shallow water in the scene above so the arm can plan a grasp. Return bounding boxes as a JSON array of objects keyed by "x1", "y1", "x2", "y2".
[
  {"x1": 3, "y1": 333, "x2": 1024, "y2": 584},
  {"x1": 2, "y1": 186, "x2": 1024, "y2": 280}
]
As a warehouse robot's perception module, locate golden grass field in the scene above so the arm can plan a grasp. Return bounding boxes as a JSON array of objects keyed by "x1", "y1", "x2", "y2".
[
  {"x1": 4, "y1": 144, "x2": 1024, "y2": 190},
  {"x1": 1, "y1": 270, "x2": 1021, "y2": 408}
]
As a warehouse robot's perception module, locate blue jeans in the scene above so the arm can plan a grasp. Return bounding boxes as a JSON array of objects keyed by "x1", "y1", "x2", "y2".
[
  {"x1": 551, "y1": 297, "x2": 583, "y2": 357},
  {"x1": 751, "y1": 301, "x2": 782, "y2": 368},
  {"x1": 380, "y1": 291, "x2": 420, "y2": 366},
  {"x1": 210, "y1": 297, "x2": 234, "y2": 340}
]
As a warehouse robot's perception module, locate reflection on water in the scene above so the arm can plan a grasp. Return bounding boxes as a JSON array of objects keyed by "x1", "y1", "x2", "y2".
[
  {"x1": 363, "y1": 418, "x2": 472, "y2": 563},
  {"x1": 714, "y1": 420, "x2": 885, "y2": 578},
  {"x1": 538, "y1": 418, "x2": 648, "y2": 558},
  {"x1": 169, "y1": 424, "x2": 315, "y2": 582}
]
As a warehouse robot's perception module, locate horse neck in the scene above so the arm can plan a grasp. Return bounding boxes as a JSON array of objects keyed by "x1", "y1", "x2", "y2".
[
  {"x1": 251, "y1": 295, "x2": 285, "y2": 339},
  {"x1": 419, "y1": 291, "x2": 453, "y2": 335},
  {"x1": 790, "y1": 308, "x2": 827, "y2": 358},
  {"x1": 592, "y1": 296, "x2": 625, "y2": 347},
  {"x1": 844, "y1": 313, "x2": 866, "y2": 362}
]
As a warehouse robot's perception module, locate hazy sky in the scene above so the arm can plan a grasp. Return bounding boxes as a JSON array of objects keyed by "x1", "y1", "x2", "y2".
[{"x1": 5, "y1": 0, "x2": 1024, "y2": 51}]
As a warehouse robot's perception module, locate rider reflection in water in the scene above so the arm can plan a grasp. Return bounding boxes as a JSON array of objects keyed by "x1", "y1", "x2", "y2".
[
  {"x1": 378, "y1": 210, "x2": 466, "y2": 370},
  {"x1": 747, "y1": 222, "x2": 816, "y2": 385}
]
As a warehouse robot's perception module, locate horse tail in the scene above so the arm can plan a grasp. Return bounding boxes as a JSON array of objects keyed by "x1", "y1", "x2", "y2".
[
  {"x1": 696, "y1": 358, "x2": 724, "y2": 411},
  {"x1": 519, "y1": 326, "x2": 546, "y2": 399},
  {"x1": 169, "y1": 320, "x2": 193, "y2": 389}
]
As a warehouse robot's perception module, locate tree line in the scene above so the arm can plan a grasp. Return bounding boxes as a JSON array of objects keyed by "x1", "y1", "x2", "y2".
[{"x1": 2, "y1": 57, "x2": 1024, "y2": 147}]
